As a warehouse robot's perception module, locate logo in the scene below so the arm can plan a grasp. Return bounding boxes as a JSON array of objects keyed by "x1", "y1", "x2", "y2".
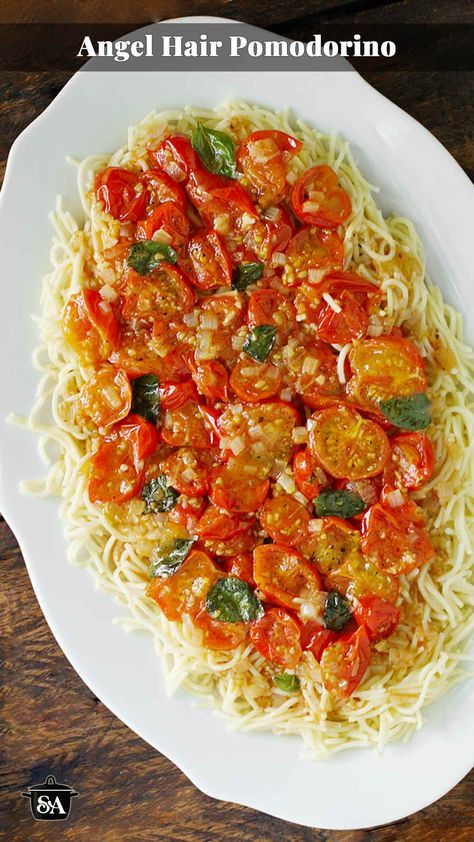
[{"x1": 21, "y1": 775, "x2": 79, "y2": 821}]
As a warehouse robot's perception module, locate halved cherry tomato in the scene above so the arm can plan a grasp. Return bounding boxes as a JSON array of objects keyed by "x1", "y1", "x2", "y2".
[
  {"x1": 283, "y1": 338, "x2": 340, "y2": 408},
  {"x1": 146, "y1": 550, "x2": 220, "y2": 621},
  {"x1": 325, "y1": 552, "x2": 399, "y2": 605},
  {"x1": 347, "y1": 337, "x2": 427, "y2": 410},
  {"x1": 361, "y1": 500, "x2": 435, "y2": 575},
  {"x1": 259, "y1": 495, "x2": 310, "y2": 547},
  {"x1": 247, "y1": 289, "x2": 296, "y2": 344},
  {"x1": 168, "y1": 495, "x2": 206, "y2": 528},
  {"x1": 137, "y1": 201, "x2": 190, "y2": 247},
  {"x1": 196, "y1": 293, "x2": 245, "y2": 365},
  {"x1": 314, "y1": 289, "x2": 368, "y2": 345},
  {"x1": 237, "y1": 130, "x2": 302, "y2": 207},
  {"x1": 88, "y1": 415, "x2": 158, "y2": 504},
  {"x1": 383, "y1": 432, "x2": 435, "y2": 491},
  {"x1": 230, "y1": 356, "x2": 282, "y2": 403},
  {"x1": 187, "y1": 356, "x2": 229, "y2": 403},
  {"x1": 353, "y1": 597, "x2": 400, "y2": 641},
  {"x1": 221, "y1": 553, "x2": 255, "y2": 587},
  {"x1": 249, "y1": 607, "x2": 302, "y2": 669},
  {"x1": 263, "y1": 205, "x2": 293, "y2": 257},
  {"x1": 253, "y1": 543, "x2": 322, "y2": 612},
  {"x1": 300, "y1": 621, "x2": 338, "y2": 662},
  {"x1": 290, "y1": 165, "x2": 352, "y2": 229},
  {"x1": 218, "y1": 400, "x2": 299, "y2": 466},
  {"x1": 159, "y1": 381, "x2": 199, "y2": 410},
  {"x1": 193, "y1": 608, "x2": 248, "y2": 651},
  {"x1": 299, "y1": 517, "x2": 361, "y2": 577},
  {"x1": 320, "y1": 625, "x2": 370, "y2": 698},
  {"x1": 79, "y1": 366, "x2": 131, "y2": 429},
  {"x1": 202, "y1": 529, "x2": 259, "y2": 558},
  {"x1": 63, "y1": 289, "x2": 119, "y2": 363},
  {"x1": 196, "y1": 506, "x2": 251, "y2": 540},
  {"x1": 95, "y1": 167, "x2": 146, "y2": 222},
  {"x1": 293, "y1": 449, "x2": 321, "y2": 500},
  {"x1": 282, "y1": 227, "x2": 344, "y2": 287},
  {"x1": 187, "y1": 229, "x2": 232, "y2": 290},
  {"x1": 118, "y1": 414, "x2": 160, "y2": 463},
  {"x1": 209, "y1": 454, "x2": 270, "y2": 514},
  {"x1": 308, "y1": 405, "x2": 390, "y2": 479},
  {"x1": 110, "y1": 328, "x2": 189, "y2": 380},
  {"x1": 152, "y1": 135, "x2": 201, "y2": 181},
  {"x1": 139, "y1": 169, "x2": 187, "y2": 210},
  {"x1": 161, "y1": 447, "x2": 212, "y2": 496},
  {"x1": 186, "y1": 169, "x2": 257, "y2": 237},
  {"x1": 121, "y1": 264, "x2": 195, "y2": 323},
  {"x1": 161, "y1": 402, "x2": 212, "y2": 449}
]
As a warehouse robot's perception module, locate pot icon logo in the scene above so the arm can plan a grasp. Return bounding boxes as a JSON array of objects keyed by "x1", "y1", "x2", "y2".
[{"x1": 21, "y1": 774, "x2": 79, "y2": 821}]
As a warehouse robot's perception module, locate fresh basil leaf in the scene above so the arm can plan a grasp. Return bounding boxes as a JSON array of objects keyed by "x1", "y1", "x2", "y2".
[
  {"x1": 131, "y1": 374, "x2": 160, "y2": 424},
  {"x1": 206, "y1": 577, "x2": 264, "y2": 623},
  {"x1": 232, "y1": 262, "x2": 264, "y2": 291},
  {"x1": 148, "y1": 538, "x2": 195, "y2": 579},
  {"x1": 141, "y1": 475, "x2": 179, "y2": 514},
  {"x1": 191, "y1": 122, "x2": 236, "y2": 178},
  {"x1": 128, "y1": 241, "x2": 178, "y2": 275},
  {"x1": 273, "y1": 673, "x2": 300, "y2": 693},
  {"x1": 243, "y1": 325, "x2": 277, "y2": 362},
  {"x1": 379, "y1": 392, "x2": 431, "y2": 430},
  {"x1": 323, "y1": 591, "x2": 352, "y2": 632},
  {"x1": 314, "y1": 489, "x2": 366, "y2": 519}
]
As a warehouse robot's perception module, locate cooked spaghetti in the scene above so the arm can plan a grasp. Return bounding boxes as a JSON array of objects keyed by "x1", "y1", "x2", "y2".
[{"x1": 15, "y1": 101, "x2": 474, "y2": 756}]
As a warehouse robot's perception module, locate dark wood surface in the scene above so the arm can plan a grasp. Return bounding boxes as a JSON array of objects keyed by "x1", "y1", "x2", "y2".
[{"x1": 1, "y1": 2, "x2": 473, "y2": 838}]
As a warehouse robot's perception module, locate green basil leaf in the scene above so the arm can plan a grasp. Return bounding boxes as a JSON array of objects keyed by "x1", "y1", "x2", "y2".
[
  {"x1": 148, "y1": 538, "x2": 195, "y2": 580},
  {"x1": 128, "y1": 241, "x2": 178, "y2": 275},
  {"x1": 314, "y1": 489, "x2": 366, "y2": 519},
  {"x1": 232, "y1": 262, "x2": 264, "y2": 291},
  {"x1": 131, "y1": 374, "x2": 160, "y2": 424},
  {"x1": 206, "y1": 577, "x2": 264, "y2": 623},
  {"x1": 379, "y1": 392, "x2": 431, "y2": 430},
  {"x1": 243, "y1": 325, "x2": 277, "y2": 362},
  {"x1": 141, "y1": 475, "x2": 179, "y2": 514},
  {"x1": 191, "y1": 122, "x2": 236, "y2": 179},
  {"x1": 273, "y1": 673, "x2": 300, "y2": 693},
  {"x1": 323, "y1": 591, "x2": 352, "y2": 632}
]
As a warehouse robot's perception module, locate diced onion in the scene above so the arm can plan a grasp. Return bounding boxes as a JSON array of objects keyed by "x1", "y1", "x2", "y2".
[
  {"x1": 277, "y1": 472, "x2": 296, "y2": 494},
  {"x1": 302, "y1": 355, "x2": 319, "y2": 375},
  {"x1": 387, "y1": 489, "x2": 405, "y2": 508},
  {"x1": 302, "y1": 201, "x2": 321, "y2": 214},
  {"x1": 322, "y1": 292, "x2": 342, "y2": 314},
  {"x1": 264, "y1": 205, "x2": 280, "y2": 222},
  {"x1": 279, "y1": 388, "x2": 292, "y2": 401},
  {"x1": 272, "y1": 252, "x2": 287, "y2": 266},
  {"x1": 183, "y1": 309, "x2": 199, "y2": 327},
  {"x1": 337, "y1": 343, "x2": 351, "y2": 385},
  {"x1": 228, "y1": 435, "x2": 246, "y2": 456},
  {"x1": 286, "y1": 170, "x2": 297, "y2": 185},
  {"x1": 308, "y1": 269, "x2": 326, "y2": 284},
  {"x1": 200, "y1": 314, "x2": 218, "y2": 330},
  {"x1": 292, "y1": 426, "x2": 309, "y2": 444},
  {"x1": 99, "y1": 284, "x2": 118, "y2": 302}
]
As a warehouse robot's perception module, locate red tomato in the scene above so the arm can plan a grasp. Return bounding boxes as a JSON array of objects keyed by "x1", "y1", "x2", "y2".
[
  {"x1": 353, "y1": 597, "x2": 400, "y2": 641},
  {"x1": 250, "y1": 607, "x2": 302, "y2": 669},
  {"x1": 347, "y1": 337, "x2": 427, "y2": 410},
  {"x1": 308, "y1": 404, "x2": 390, "y2": 480},
  {"x1": 159, "y1": 380, "x2": 198, "y2": 410},
  {"x1": 263, "y1": 205, "x2": 294, "y2": 257},
  {"x1": 361, "y1": 501, "x2": 435, "y2": 575},
  {"x1": 186, "y1": 169, "x2": 257, "y2": 235},
  {"x1": 187, "y1": 356, "x2": 229, "y2": 403},
  {"x1": 300, "y1": 621, "x2": 338, "y2": 662},
  {"x1": 169, "y1": 495, "x2": 206, "y2": 528},
  {"x1": 161, "y1": 447, "x2": 212, "y2": 496},
  {"x1": 121, "y1": 264, "x2": 195, "y2": 323},
  {"x1": 314, "y1": 289, "x2": 368, "y2": 345},
  {"x1": 187, "y1": 229, "x2": 232, "y2": 291},
  {"x1": 196, "y1": 293, "x2": 246, "y2": 365},
  {"x1": 63, "y1": 289, "x2": 119, "y2": 363},
  {"x1": 320, "y1": 626, "x2": 371, "y2": 698},
  {"x1": 230, "y1": 356, "x2": 282, "y2": 403},
  {"x1": 79, "y1": 366, "x2": 131, "y2": 429},
  {"x1": 218, "y1": 400, "x2": 299, "y2": 466},
  {"x1": 253, "y1": 543, "x2": 322, "y2": 612},
  {"x1": 193, "y1": 609, "x2": 248, "y2": 651},
  {"x1": 221, "y1": 553, "x2": 255, "y2": 586},
  {"x1": 88, "y1": 415, "x2": 158, "y2": 504},
  {"x1": 325, "y1": 553, "x2": 399, "y2": 605},
  {"x1": 282, "y1": 227, "x2": 344, "y2": 287},
  {"x1": 196, "y1": 506, "x2": 251, "y2": 540},
  {"x1": 118, "y1": 414, "x2": 159, "y2": 462},
  {"x1": 237, "y1": 130, "x2": 302, "y2": 207},
  {"x1": 293, "y1": 449, "x2": 321, "y2": 500},
  {"x1": 146, "y1": 550, "x2": 220, "y2": 621},
  {"x1": 299, "y1": 517, "x2": 361, "y2": 577},
  {"x1": 140, "y1": 169, "x2": 187, "y2": 210},
  {"x1": 209, "y1": 454, "x2": 270, "y2": 514},
  {"x1": 95, "y1": 167, "x2": 146, "y2": 222},
  {"x1": 152, "y1": 135, "x2": 201, "y2": 181},
  {"x1": 110, "y1": 328, "x2": 189, "y2": 380},
  {"x1": 284, "y1": 338, "x2": 340, "y2": 408},
  {"x1": 290, "y1": 165, "x2": 352, "y2": 229},
  {"x1": 247, "y1": 289, "x2": 296, "y2": 344},
  {"x1": 202, "y1": 529, "x2": 259, "y2": 559},
  {"x1": 259, "y1": 495, "x2": 310, "y2": 547},
  {"x1": 161, "y1": 402, "x2": 213, "y2": 449},
  {"x1": 137, "y1": 201, "x2": 190, "y2": 247},
  {"x1": 383, "y1": 432, "x2": 435, "y2": 491}
]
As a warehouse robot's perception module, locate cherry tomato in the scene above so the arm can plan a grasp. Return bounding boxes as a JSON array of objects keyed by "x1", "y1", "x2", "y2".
[
  {"x1": 314, "y1": 289, "x2": 368, "y2": 345},
  {"x1": 253, "y1": 543, "x2": 322, "y2": 612},
  {"x1": 88, "y1": 415, "x2": 158, "y2": 504},
  {"x1": 139, "y1": 169, "x2": 187, "y2": 210},
  {"x1": 230, "y1": 356, "x2": 282, "y2": 403},
  {"x1": 196, "y1": 293, "x2": 245, "y2": 365},
  {"x1": 283, "y1": 338, "x2": 340, "y2": 408},
  {"x1": 159, "y1": 381, "x2": 199, "y2": 410},
  {"x1": 249, "y1": 607, "x2": 302, "y2": 669},
  {"x1": 353, "y1": 597, "x2": 400, "y2": 641},
  {"x1": 218, "y1": 400, "x2": 299, "y2": 466},
  {"x1": 79, "y1": 366, "x2": 131, "y2": 429},
  {"x1": 193, "y1": 609, "x2": 248, "y2": 651},
  {"x1": 361, "y1": 501, "x2": 435, "y2": 575},
  {"x1": 282, "y1": 227, "x2": 344, "y2": 287},
  {"x1": 146, "y1": 550, "x2": 220, "y2": 621},
  {"x1": 325, "y1": 552, "x2": 399, "y2": 605},
  {"x1": 161, "y1": 402, "x2": 213, "y2": 449},
  {"x1": 320, "y1": 626, "x2": 371, "y2": 698},
  {"x1": 300, "y1": 621, "x2": 338, "y2": 662},
  {"x1": 168, "y1": 495, "x2": 206, "y2": 528},
  {"x1": 118, "y1": 414, "x2": 160, "y2": 462},
  {"x1": 137, "y1": 201, "x2": 190, "y2": 248},
  {"x1": 202, "y1": 529, "x2": 259, "y2": 559},
  {"x1": 299, "y1": 517, "x2": 361, "y2": 577},
  {"x1": 186, "y1": 169, "x2": 257, "y2": 237},
  {"x1": 187, "y1": 356, "x2": 229, "y2": 403},
  {"x1": 209, "y1": 454, "x2": 270, "y2": 514},
  {"x1": 259, "y1": 495, "x2": 310, "y2": 547},
  {"x1": 187, "y1": 229, "x2": 232, "y2": 291},
  {"x1": 161, "y1": 447, "x2": 212, "y2": 496},
  {"x1": 383, "y1": 432, "x2": 435, "y2": 491},
  {"x1": 290, "y1": 165, "x2": 352, "y2": 229},
  {"x1": 247, "y1": 289, "x2": 296, "y2": 344},
  {"x1": 347, "y1": 337, "x2": 427, "y2": 410},
  {"x1": 152, "y1": 135, "x2": 201, "y2": 181},
  {"x1": 263, "y1": 205, "x2": 294, "y2": 257},
  {"x1": 293, "y1": 449, "x2": 321, "y2": 500},
  {"x1": 63, "y1": 289, "x2": 119, "y2": 363},
  {"x1": 237, "y1": 130, "x2": 302, "y2": 207},
  {"x1": 95, "y1": 167, "x2": 146, "y2": 222},
  {"x1": 121, "y1": 264, "x2": 195, "y2": 323},
  {"x1": 309, "y1": 405, "x2": 389, "y2": 480},
  {"x1": 110, "y1": 328, "x2": 188, "y2": 380},
  {"x1": 196, "y1": 506, "x2": 251, "y2": 540},
  {"x1": 221, "y1": 553, "x2": 255, "y2": 586}
]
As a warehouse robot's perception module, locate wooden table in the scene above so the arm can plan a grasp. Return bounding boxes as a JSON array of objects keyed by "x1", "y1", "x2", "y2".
[{"x1": 1, "y1": 2, "x2": 473, "y2": 839}]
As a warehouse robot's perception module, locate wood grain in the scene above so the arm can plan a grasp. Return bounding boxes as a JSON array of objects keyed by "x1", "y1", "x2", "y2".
[{"x1": 1, "y1": 1, "x2": 473, "y2": 838}]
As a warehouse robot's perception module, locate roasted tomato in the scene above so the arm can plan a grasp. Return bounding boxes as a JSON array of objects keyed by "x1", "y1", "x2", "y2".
[
  {"x1": 95, "y1": 167, "x2": 146, "y2": 221},
  {"x1": 320, "y1": 626, "x2": 371, "y2": 698},
  {"x1": 383, "y1": 432, "x2": 435, "y2": 491},
  {"x1": 79, "y1": 366, "x2": 131, "y2": 429},
  {"x1": 293, "y1": 448, "x2": 322, "y2": 500},
  {"x1": 237, "y1": 130, "x2": 302, "y2": 207},
  {"x1": 187, "y1": 356, "x2": 229, "y2": 403},
  {"x1": 353, "y1": 597, "x2": 400, "y2": 641},
  {"x1": 209, "y1": 454, "x2": 270, "y2": 514},
  {"x1": 88, "y1": 415, "x2": 158, "y2": 504},
  {"x1": 193, "y1": 609, "x2": 248, "y2": 651},
  {"x1": 230, "y1": 356, "x2": 282, "y2": 403},
  {"x1": 159, "y1": 381, "x2": 198, "y2": 410},
  {"x1": 259, "y1": 495, "x2": 310, "y2": 547},
  {"x1": 263, "y1": 205, "x2": 294, "y2": 257},
  {"x1": 313, "y1": 289, "x2": 369, "y2": 345},
  {"x1": 299, "y1": 517, "x2": 361, "y2": 577},
  {"x1": 137, "y1": 201, "x2": 190, "y2": 247},
  {"x1": 300, "y1": 621, "x2": 338, "y2": 662},
  {"x1": 63, "y1": 289, "x2": 119, "y2": 363},
  {"x1": 221, "y1": 553, "x2": 255, "y2": 586},
  {"x1": 110, "y1": 328, "x2": 188, "y2": 380},
  {"x1": 308, "y1": 404, "x2": 389, "y2": 480},
  {"x1": 283, "y1": 338, "x2": 340, "y2": 408},
  {"x1": 187, "y1": 229, "x2": 232, "y2": 290},
  {"x1": 186, "y1": 169, "x2": 257, "y2": 238},
  {"x1": 282, "y1": 227, "x2": 344, "y2": 287},
  {"x1": 161, "y1": 402, "x2": 213, "y2": 449},
  {"x1": 346, "y1": 337, "x2": 427, "y2": 410},
  {"x1": 218, "y1": 400, "x2": 299, "y2": 467},
  {"x1": 152, "y1": 135, "x2": 201, "y2": 181},
  {"x1": 326, "y1": 553, "x2": 399, "y2": 605},
  {"x1": 253, "y1": 543, "x2": 322, "y2": 612},
  {"x1": 168, "y1": 495, "x2": 206, "y2": 528},
  {"x1": 161, "y1": 447, "x2": 212, "y2": 496},
  {"x1": 195, "y1": 506, "x2": 251, "y2": 540},
  {"x1": 121, "y1": 264, "x2": 194, "y2": 323},
  {"x1": 290, "y1": 165, "x2": 352, "y2": 229},
  {"x1": 146, "y1": 550, "x2": 220, "y2": 621},
  {"x1": 249, "y1": 607, "x2": 302, "y2": 669},
  {"x1": 196, "y1": 293, "x2": 245, "y2": 365},
  {"x1": 247, "y1": 289, "x2": 297, "y2": 344},
  {"x1": 139, "y1": 169, "x2": 187, "y2": 210},
  {"x1": 361, "y1": 500, "x2": 435, "y2": 575}
]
